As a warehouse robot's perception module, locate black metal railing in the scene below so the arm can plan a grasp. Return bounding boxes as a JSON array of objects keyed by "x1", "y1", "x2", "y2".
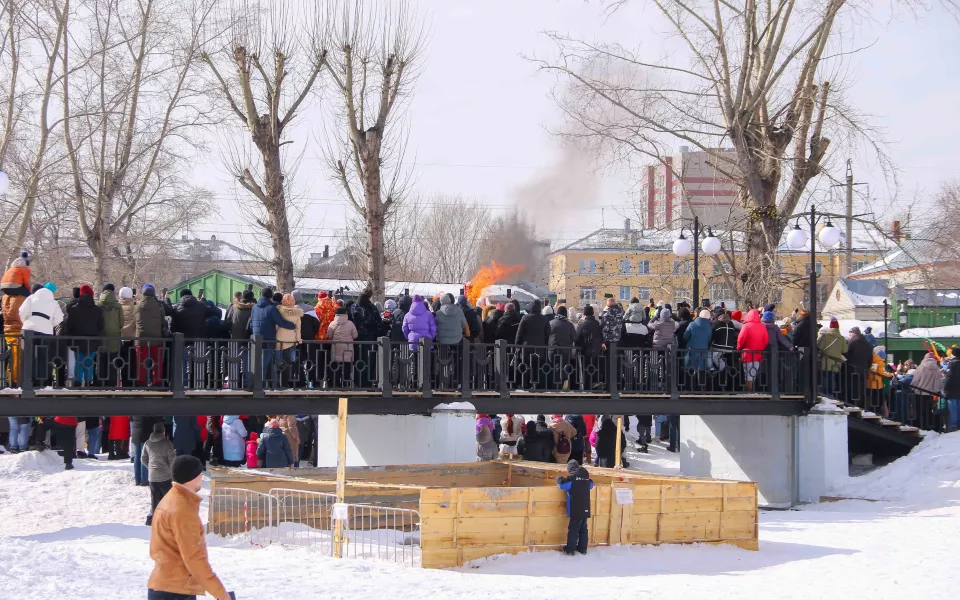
[{"x1": 0, "y1": 332, "x2": 836, "y2": 403}]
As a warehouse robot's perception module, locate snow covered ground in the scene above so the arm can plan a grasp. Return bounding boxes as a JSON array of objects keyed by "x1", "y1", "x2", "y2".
[{"x1": 1, "y1": 433, "x2": 958, "y2": 599}]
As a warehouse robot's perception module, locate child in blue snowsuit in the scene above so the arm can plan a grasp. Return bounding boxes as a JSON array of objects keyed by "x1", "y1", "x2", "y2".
[{"x1": 556, "y1": 459, "x2": 594, "y2": 556}]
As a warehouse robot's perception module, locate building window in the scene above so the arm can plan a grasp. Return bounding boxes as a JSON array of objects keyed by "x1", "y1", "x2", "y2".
[
  {"x1": 579, "y1": 287, "x2": 597, "y2": 304},
  {"x1": 619, "y1": 286, "x2": 631, "y2": 301},
  {"x1": 579, "y1": 259, "x2": 586, "y2": 274},
  {"x1": 637, "y1": 260, "x2": 651, "y2": 275},
  {"x1": 712, "y1": 262, "x2": 730, "y2": 275},
  {"x1": 673, "y1": 260, "x2": 690, "y2": 275},
  {"x1": 589, "y1": 259, "x2": 597, "y2": 273},
  {"x1": 619, "y1": 259, "x2": 632, "y2": 274},
  {"x1": 637, "y1": 287, "x2": 650, "y2": 302},
  {"x1": 854, "y1": 260, "x2": 868, "y2": 273},
  {"x1": 805, "y1": 262, "x2": 823, "y2": 276},
  {"x1": 803, "y1": 283, "x2": 828, "y2": 307},
  {"x1": 674, "y1": 287, "x2": 691, "y2": 305},
  {"x1": 709, "y1": 283, "x2": 733, "y2": 301}
]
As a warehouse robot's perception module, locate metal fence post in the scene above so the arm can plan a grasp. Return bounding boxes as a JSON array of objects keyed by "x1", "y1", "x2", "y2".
[
  {"x1": 494, "y1": 339, "x2": 508, "y2": 398},
  {"x1": 378, "y1": 337, "x2": 392, "y2": 398},
  {"x1": 171, "y1": 333, "x2": 184, "y2": 398},
  {"x1": 460, "y1": 338, "x2": 472, "y2": 399},
  {"x1": 608, "y1": 342, "x2": 619, "y2": 399},
  {"x1": 419, "y1": 338, "x2": 432, "y2": 398},
  {"x1": 669, "y1": 344, "x2": 680, "y2": 402},
  {"x1": 251, "y1": 335, "x2": 264, "y2": 395},
  {"x1": 20, "y1": 331, "x2": 34, "y2": 398},
  {"x1": 770, "y1": 344, "x2": 780, "y2": 400}
]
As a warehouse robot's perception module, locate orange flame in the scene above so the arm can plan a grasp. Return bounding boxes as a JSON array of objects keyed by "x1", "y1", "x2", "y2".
[{"x1": 466, "y1": 261, "x2": 526, "y2": 305}]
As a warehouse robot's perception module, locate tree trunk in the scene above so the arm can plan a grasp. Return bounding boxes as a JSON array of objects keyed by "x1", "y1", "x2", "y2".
[
  {"x1": 260, "y1": 139, "x2": 295, "y2": 292},
  {"x1": 360, "y1": 129, "x2": 386, "y2": 299},
  {"x1": 92, "y1": 241, "x2": 107, "y2": 291}
]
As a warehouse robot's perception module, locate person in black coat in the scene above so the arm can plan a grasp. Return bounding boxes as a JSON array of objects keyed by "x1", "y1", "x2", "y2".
[
  {"x1": 548, "y1": 307, "x2": 577, "y2": 389},
  {"x1": 792, "y1": 310, "x2": 813, "y2": 350},
  {"x1": 845, "y1": 327, "x2": 874, "y2": 401},
  {"x1": 594, "y1": 417, "x2": 619, "y2": 467},
  {"x1": 575, "y1": 305, "x2": 604, "y2": 389},
  {"x1": 457, "y1": 295, "x2": 483, "y2": 343},
  {"x1": 63, "y1": 285, "x2": 105, "y2": 385},
  {"x1": 170, "y1": 289, "x2": 219, "y2": 338},
  {"x1": 495, "y1": 303, "x2": 521, "y2": 342},
  {"x1": 557, "y1": 460, "x2": 594, "y2": 556},
  {"x1": 564, "y1": 414, "x2": 587, "y2": 465},
  {"x1": 483, "y1": 307, "x2": 503, "y2": 343},
  {"x1": 517, "y1": 418, "x2": 554, "y2": 462}
]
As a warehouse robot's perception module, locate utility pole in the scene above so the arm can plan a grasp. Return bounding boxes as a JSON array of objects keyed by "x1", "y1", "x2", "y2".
[{"x1": 845, "y1": 159, "x2": 854, "y2": 276}]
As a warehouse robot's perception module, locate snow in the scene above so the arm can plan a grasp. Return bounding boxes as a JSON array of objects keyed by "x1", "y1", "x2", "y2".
[
  {"x1": 2, "y1": 434, "x2": 959, "y2": 599},
  {"x1": 818, "y1": 319, "x2": 885, "y2": 336},
  {"x1": 900, "y1": 325, "x2": 960, "y2": 338}
]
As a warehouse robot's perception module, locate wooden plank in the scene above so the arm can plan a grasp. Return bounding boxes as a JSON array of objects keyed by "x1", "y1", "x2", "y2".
[
  {"x1": 630, "y1": 513, "x2": 659, "y2": 543},
  {"x1": 456, "y1": 516, "x2": 526, "y2": 533},
  {"x1": 419, "y1": 502, "x2": 457, "y2": 517},
  {"x1": 459, "y1": 501, "x2": 529, "y2": 518},
  {"x1": 620, "y1": 493, "x2": 633, "y2": 543},
  {"x1": 615, "y1": 416, "x2": 624, "y2": 468},
  {"x1": 456, "y1": 529, "x2": 525, "y2": 547},
  {"x1": 422, "y1": 548, "x2": 461, "y2": 569},
  {"x1": 723, "y1": 495, "x2": 756, "y2": 512},
  {"x1": 662, "y1": 497, "x2": 724, "y2": 513},
  {"x1": 608, "y1": 486, "x2": 623, "y2": 545},
  {"x1": 659, "y1": 512, "x2": 721, "y2": 542},
  {"x1": 662, "y1": 483, "x2": 725, "y2": 499},
  {"x1": 595, "y1": 486, "x2": 611, "y2": 516},
  {"x1": 720, "y1": 510, "x2": 756, "y2": 540},
  {"x1": 458, "y1": 488, "x2": 529, "y2": 503},
  {"x1": 631, "y1": 485, "x2": 662, "y2": 499},
  {"x1": 529, "y1": 500, "x2": 568, "y2": 517},
  {"x1": 420, "y1": 517, "x2": 455, "y2": 535}
]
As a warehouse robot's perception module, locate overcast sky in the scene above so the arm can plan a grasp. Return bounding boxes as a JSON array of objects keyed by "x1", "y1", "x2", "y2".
[{"x1": 191, "y1": 0, "x2": 960, "y2": 258}]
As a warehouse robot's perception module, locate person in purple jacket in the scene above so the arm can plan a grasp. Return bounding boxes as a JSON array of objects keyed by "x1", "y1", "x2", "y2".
[{"x1": 401, "y1": 295, "x2": 437, "y2": 351}]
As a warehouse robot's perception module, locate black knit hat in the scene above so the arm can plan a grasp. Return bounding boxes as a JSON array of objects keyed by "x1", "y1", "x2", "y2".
[
  {"x1": 171, "y1": 455, "x2": 203, "y2": 484},
  {"x1": 103, "y1": 283, "x2": 115, "y2": 292}
]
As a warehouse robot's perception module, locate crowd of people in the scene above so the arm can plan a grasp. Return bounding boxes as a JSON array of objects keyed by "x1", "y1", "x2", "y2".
[{"x1": 475, "y1": 413, "x2": 656, "y2": 465}]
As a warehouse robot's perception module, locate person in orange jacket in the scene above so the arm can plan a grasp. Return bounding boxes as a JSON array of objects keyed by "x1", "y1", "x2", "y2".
[
  {"x1": 314, "y1": 291, "x2": 336, "y2": 340},
  {"x1": 1, "y1": 252, "x2": 31, "y2": 385}
]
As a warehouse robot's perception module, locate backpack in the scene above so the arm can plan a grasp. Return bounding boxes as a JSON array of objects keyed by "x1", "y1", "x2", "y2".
[{"x1": 556, "y1": 431, "x2": 571, "y2": 455}]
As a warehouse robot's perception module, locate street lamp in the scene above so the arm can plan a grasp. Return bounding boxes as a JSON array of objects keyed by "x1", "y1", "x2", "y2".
[
  {"x1": 788, "y1": 205, "x2": 842, "y2": 406},
  {"x1": 673, "y1": 216, "x2": 722, "y2": 306},
  {"x1": 883, "y1": 299, "x2": 889, "y2": 355}
]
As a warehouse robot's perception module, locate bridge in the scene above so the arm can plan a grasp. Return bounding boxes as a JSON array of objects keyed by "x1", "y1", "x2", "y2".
[{"x1": 0, "y1": 332, "x2": 813, "y2": 417}]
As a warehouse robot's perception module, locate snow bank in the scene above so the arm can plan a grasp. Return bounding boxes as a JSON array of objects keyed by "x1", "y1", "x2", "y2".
[{"x1": 828, "y1": 431, "x2": 960, "y2": 506}]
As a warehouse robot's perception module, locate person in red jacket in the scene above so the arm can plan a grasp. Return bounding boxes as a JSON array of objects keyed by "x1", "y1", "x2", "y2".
[
  {"x1": 736, "y1": 309, "x2": 769, "y2": 392},
  {"x1": 108, "y1": 416, "x2": 131, "y2": 460},
  {"x1": 52, "y1": 416, "x2": 78, "y2": 470}
]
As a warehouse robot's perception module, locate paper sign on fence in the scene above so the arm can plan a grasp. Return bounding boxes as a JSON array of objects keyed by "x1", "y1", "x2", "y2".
[
  {"x1": 614, "y1": 487, "x2": 634, "y2": 505},
  {"x1": 332, "y1": 503, "x2": 349, "y2": 520}
]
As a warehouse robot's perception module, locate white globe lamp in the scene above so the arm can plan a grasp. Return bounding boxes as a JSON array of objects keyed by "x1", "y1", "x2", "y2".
[
  {"x1": 786, "y1": 224, "x2": 808, "y2": 250},
  {"x1": 0, "y1": 172, "x2": 8, "y2": 196},
  {"x1": 672, "y1": 234, "x2": 692, "y2": 257},
  {"x1": 818, "y1": 220, "x2": 842, "y2": 248},
  {"x1": 701, "y1": 233, "x2": 721, "y2": 256}
]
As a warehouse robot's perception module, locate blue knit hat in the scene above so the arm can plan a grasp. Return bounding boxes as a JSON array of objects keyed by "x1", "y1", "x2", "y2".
[
  {"x1": 43, "y1": 282, "x2": 56, "y2": 293},
  {"x1": 762, "y1": 311, "x2": 775, "y2": 322},
  {"x1": 141, "y1": 283, "x2": 156, "y2": 295}
]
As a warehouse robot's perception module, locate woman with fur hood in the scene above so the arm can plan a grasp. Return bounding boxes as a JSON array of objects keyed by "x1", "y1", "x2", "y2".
[{"x1": 275, "y1": 294, "x2": 303, "y2": 385}]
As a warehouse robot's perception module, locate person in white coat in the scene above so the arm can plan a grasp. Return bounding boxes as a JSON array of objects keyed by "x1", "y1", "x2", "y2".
[
  {"x1": 219, "y1": 415, "x2": 248, "y2": 467},
  {"x1": 19, "y1": 282, "x2": 64, "y2": 389},
  {"x1": 498, "y1": 414, "x2": 525, "y2": 458}
]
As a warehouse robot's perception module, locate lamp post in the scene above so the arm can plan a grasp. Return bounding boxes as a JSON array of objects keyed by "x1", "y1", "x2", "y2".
[
  {"x1": 673, "y1": 215, "x2": 722, "y2": 306},
  {"x1": 883, "y1": 299, "x2": 889, "y2": 354},
  {"x1": 787, "y1": 205, "x2": 842, "y2": 405}
]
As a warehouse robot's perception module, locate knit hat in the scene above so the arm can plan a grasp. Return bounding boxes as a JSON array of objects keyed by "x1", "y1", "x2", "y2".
[
  {"x1": 118, "y1": 286, "x2": 133, "y2": 300},
  {"x1": 440, "y1": 294, "x2": 453, "y2": 305},
  {"x1": 103, "y1": 283, "x2": 115, "y2": 292},
  {"x1": 141, "y1": 283, "x2": 156, "y2": 296},
  {"x1": 318, "y1": 291, "x2": 328, "y2": 300},
  {"x1": 171, "y1": 455, "x2": 203, "y2": 485},
  {"x1": 43, "y1": 282, "x2": 57, "y2": 293},
  {"x1": 699, "y1": 309, "x2": 712, "y2": 319},
  {"x1": 660, "y1": 308, "x2": 672, "y2": 320},
  {"x1": 557, "y1": 306, "x2": 568, "y2": 317},
  {"x1": 79, "y1": 284, "x2": 94, "y2": 297},
  {"x1": 875, "y1": 346, "x2": 887, "y2": 360},
  {"x1": 731, "y1": 310, "x2": 742, "y2": 321},
  {"x1": 829, "y1": 317, "x2": 839, "y2": 329},
  {"x1": 849, "y1": 326, "x2": 861, "y2": 335},
  {"x1": 268, "y1": 419, "x2": 280, "y2": 428},
  {"x1": 281, "y1": 293, "x2": 295, "y2": 307},
  {"x1": 249, "y1": 431, "x2": 259, "y2": 441},
  {"x1": 383, "y1": 299, "x2": 397, "y2": 311},
  {"x1": 180, "y1": 288, "x2": 192, "y2": 298},
  {"x1": 864, "y1": 326, "x2": 873, "y2": 334},
  {"x1": 566, "y1": 459, "x2": 580, "y2": 474},
  {"x1": 152, "y1": 422, "x2": 165, "y2": 434},
  {"x1": 762, "y1": 311, "x2": 775, "y2": 322},
  {"x1": 242, "y1": 290, "x2": 255, "y2": 303},
  {"x1": 763, "y1": 303, "x2": 776, "y2": 313}
]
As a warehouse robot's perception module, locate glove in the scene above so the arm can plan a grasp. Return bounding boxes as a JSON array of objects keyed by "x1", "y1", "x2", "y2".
[{"x1": 555, "y1": 476, "x2": 563, "y2": 485}]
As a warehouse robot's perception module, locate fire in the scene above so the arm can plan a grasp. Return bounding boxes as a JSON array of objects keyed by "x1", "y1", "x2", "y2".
[{"x1": 466, "y1": 261, "x2": 525, "y2": 305}]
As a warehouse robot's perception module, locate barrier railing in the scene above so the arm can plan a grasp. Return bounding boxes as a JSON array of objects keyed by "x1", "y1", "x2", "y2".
[
  {"x1": 208, "y1": 487, "x2": 278, "y2": 548},
  {"x1": 4, "y1": 332, "x2": 828, "y2": 403},
  {"x1": 268, "y1": 488, "x2": 338, "y2": 553},
  {"x1": 338, "y1": 503, "x2": 421, "y2": 567}
]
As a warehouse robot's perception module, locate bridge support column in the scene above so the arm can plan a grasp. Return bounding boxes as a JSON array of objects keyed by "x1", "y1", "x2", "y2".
[
  {"x1": 314, "y1": 406, "x2": 477, "y2": 467},
  {"x1": 680, "y1": 405, "x2": 848, "y2": 507}
]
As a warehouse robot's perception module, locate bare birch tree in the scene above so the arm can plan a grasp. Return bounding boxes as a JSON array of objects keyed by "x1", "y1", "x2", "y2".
[
  {"x1": 202, "y1": 0, "x2": 327, "y2": 291},
  {"x1": 61, "y1": 0, "x2": 215, "y2": 289},
  {"x1": 324, "y1": 0, "x2": 425, "y2": 299},
  {"x1": 533, "y1": 0, "x2": 909, "y2": 301}
]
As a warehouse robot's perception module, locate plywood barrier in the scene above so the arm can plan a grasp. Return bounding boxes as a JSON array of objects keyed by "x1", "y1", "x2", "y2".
[{"x1": 207, "y1": 460, "x2": 758, "y2": 567}]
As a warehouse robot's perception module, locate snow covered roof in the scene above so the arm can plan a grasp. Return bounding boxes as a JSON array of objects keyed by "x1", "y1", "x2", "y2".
[
  {"x1": 899, "y1": 325, "x2": 960, "y2": 339},
  {"x1": 819, "y1": 319, "x2": 886, "y2": 336},
  {"x1": 839, "y1": 278, "x2": 889, "y2": 306},
  {"x1": 850, "y1": 226, "x2": 950, "y2": 277}
]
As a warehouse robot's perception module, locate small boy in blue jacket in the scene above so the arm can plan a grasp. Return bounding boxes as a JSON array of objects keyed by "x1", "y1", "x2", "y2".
[{"x1": 556, "y1": 459, "x2": 594, "y2": 556}]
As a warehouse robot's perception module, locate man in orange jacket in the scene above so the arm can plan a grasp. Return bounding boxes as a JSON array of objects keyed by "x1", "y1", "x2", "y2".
[
  {"x1": 148, "y1": 455, "x2": 232, "y2": 600},
  {"x1": 314, "y1": 291, "x2": 336, "y2": 340},
  {"x1": 1, "y1": 252, "x2": 31, "y2": 385}
]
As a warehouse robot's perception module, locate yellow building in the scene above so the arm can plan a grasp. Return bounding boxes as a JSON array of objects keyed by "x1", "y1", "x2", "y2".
[{"x1": 548, "y1": 225, "x2": 884, "y2": 316}]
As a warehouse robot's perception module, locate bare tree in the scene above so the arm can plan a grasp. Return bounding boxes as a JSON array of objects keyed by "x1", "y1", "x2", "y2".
[
  {"x1": 61, "y1": 0, "x2": 215, "y2": 289},
  {"x1": 0, "y1": 0, "x2": 23, "y2": 168},
  {"x1": 533, "y1": 0, "x2": 907, "y2": 301},
  {"x1": 325, "y1": 0, "x2": 425, "y2": 298},
  {"x1": 202, "y1": 0, "x2": 327, "y2": 291}
]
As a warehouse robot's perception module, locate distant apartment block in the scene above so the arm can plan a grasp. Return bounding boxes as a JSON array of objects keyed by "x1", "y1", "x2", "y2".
[{"x1": 643, "y1": 147, "x2": 741, "y2": 228}]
